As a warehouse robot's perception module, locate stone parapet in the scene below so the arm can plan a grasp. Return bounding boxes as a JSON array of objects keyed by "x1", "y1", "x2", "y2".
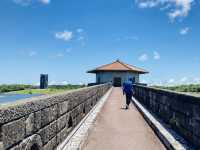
[
  {"x1": 134, "y1": 85, "x2": 200, "y2": 148},
  {"x1": 0, "y1": 84, "x2": 111, "y2": 150}
]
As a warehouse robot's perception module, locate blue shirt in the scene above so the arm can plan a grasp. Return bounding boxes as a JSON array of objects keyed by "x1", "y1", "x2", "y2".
[{"x1": 123, "y1": 81, "x2": 134, "y2": 96}]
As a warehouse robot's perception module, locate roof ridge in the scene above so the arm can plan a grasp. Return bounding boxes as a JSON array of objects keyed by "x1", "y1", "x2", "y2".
[
  {"x1": 95, "y1": 60, "x2": 118, "y2": 70},
  {"x1": 117, "y1": 60, "x2": 134, "y2": 70},
  {"x1": 118, "y1": 60, "x2": 148, "y2": 73},
  {"x1": 126, "y1": 63, "x2": 148, "y2": 72}
]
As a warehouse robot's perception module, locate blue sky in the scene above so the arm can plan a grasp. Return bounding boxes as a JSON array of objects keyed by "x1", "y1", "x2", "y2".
[{"x1": 0, "y1": 0, "x2": 200, "y2": 85}]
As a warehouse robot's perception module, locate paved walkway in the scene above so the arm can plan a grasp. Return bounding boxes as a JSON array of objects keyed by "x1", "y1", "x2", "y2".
[{"x1": 82, "y1": 87, "x2": 166, "y2": 150}]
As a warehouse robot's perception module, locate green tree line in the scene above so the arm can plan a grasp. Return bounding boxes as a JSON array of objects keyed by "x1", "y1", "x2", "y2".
[
  {"x1": 0, "y1": 84, "x2": 34, "y2": 93},
  {"x1": 152, "y1": 84, "x2": 200, "y2": 92},
  {"x1": 0, "y1": 84, "x2": 85, "y2": 94}
]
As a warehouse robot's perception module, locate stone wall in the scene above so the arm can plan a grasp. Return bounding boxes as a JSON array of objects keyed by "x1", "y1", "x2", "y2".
[
  {"x1": 0, "y1": 84, "x2": 111, "y2": 150},
  {"x1": 134, "y1": 85, "x2": 200, "y2": 148}
]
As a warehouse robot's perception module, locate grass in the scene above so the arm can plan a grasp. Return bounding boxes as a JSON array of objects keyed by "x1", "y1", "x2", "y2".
[
  {"x1": 0, "y1": 84, "x2": 86, "y2": 95},
  {"x1": 0, "y1": 84, "x2": 34, "y2": 93},
  {"x1": 152, "y1": 84, "x2": 200, "y2": 92},
  {"x1": 13, "y1": 85, "x2": 86, "y2": 95},
  {"x1": 13, "y1": 88, "x2": 70, "y2": 95},
  {"x1": 0, "y1": 85, "x2": 85, "y2": 108},
  {"x1": 152, "y1": 84, "x2": 200, "y2": 97}
]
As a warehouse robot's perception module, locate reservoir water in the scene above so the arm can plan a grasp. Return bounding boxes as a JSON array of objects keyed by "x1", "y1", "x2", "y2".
[{"x1": 0, "y1": 93, "x2": 42, "y2": 105}]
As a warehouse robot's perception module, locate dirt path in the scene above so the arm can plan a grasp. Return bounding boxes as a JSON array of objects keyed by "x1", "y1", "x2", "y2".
[{"x1": 82, "y1": 87, "x2": 166, "y2": 150}]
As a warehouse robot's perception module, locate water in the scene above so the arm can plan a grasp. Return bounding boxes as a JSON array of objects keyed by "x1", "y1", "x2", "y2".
[{"x1": 0, "y1": 93, "x2": 42, "y2": 105}]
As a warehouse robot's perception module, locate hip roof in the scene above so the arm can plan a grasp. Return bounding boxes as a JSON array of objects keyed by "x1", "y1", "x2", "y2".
[{"x1": 87, "y1": 60, "x2": 149, "y2": 74}]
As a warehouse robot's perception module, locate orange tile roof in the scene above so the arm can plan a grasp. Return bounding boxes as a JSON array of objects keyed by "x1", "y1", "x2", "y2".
[{"x1": 87, "y1": 60, "x2": 149, "y2": 74}]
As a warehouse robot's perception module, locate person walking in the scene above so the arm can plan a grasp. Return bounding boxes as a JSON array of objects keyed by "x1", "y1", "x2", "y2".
[{"x1": 123, "y1": 78, "x2": 134, "y2": 109}]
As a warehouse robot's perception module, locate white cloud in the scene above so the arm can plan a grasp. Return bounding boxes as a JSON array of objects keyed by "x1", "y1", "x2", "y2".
[
  {"x1": 55, "y1": 28, "x2": 87, "y2": 46},
  {"x1": 180, "y1": 77, "x2": 188, "y2": 82},
  {"x1": 168, "y1": 78, "x2": 175, "y2": 84},
  {"x1": 54, "y1": 28, "x2": 87, "y2": 46},
  {"x1": 193, "y1": 78, "x2": 200, "y2": 83},
  {"x1": 157, "y1": 81, "x2": 167, "y2": 86},
  {"x1": 13, "y1": 0, "x2": 50, "y2": 5},
  {"x1": 49, "y1": 80, "x2": 69, "y2": 85},
  {"x1": 55, "y1": 30, "x2": 73, "y2": 41},
  {"x1": 180, "y1": 27, "x2": 190, "y2": 35},
  {"x1": 168, "y1": 0, "x2": 193, "y2": 20},
  {"x1": 138, "y1": 0, "x2": 159, "y2": 8},
  {"x1": 61, "y1": 81, "x2": 68, "y2": 85},
  {"x1": 34, "y1": 82, "x2": 40, "y2": 86},
  {"x1": 38, "y1": 0, "x2": 50, "y2": 4},
  {"x1": 79, "y1": 82, "x2": 85, "y2": 85},
  {"x1": 135, "y1": 0, "x2": 194, "y2": 20},
  {"x1": 138, "y1": 51, "x2": 160, "y2": 61},
  {"x1": 149, "y1": 76, "x2": 200, "y2": 86},
  {"x1": 153, "y1": 51, "x2": 160, "y2": 60},
  {"x1": 49, "y1": 80, "x2": 56, "y2": 85},
  {"x1": 179, "y1": 77, "x2": 200, "y2": 85},
  {"x1": 139, "y1": 53, "x2": 148, "y2": 61}
]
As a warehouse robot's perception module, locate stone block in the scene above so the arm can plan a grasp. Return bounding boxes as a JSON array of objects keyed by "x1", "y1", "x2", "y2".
[
  {"x1": 38, "y1": 120, "x2": 57, "y2": 144},
  {"x1": 2, "y1": 118, "x2": 25, "y2": 149},
  {"x1": 59, "y1": 127, "x2": 68, "y2": 144},
  {"x1": 47, "y1": 126, "x2": 57, "y2": 144},
  {"x1": 41, "y1": 107, "x2": 50, "y2": 127},
  {"x1": 19, "y1": 134, "x2": 43, "y2": 150},
  {"x1": 43, "y1": 136, "x2": 57, "y2": 150},
  {"x1": 25, "y1": 113, "x2": 34, "y2": 136},
  {"x1": 41, "y1": 105, "x2": 57, "y2": 127},
  {"x1": 58, "y1": 101, "x2": 69, "y2": 116},
  {"x1": 50, "y1": 104, "x2": 58, "y2": 122},
  {"x1": 57, "y1": 114, "x2": 67, "y2": 132},
  {"x1": 34, "y1": 110, "x2": 42, "y2": 131}
]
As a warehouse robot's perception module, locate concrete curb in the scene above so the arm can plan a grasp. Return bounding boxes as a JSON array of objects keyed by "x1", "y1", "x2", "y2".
[{"x1": 132, "y1": 98, "x2": 193, "y2": 150}]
